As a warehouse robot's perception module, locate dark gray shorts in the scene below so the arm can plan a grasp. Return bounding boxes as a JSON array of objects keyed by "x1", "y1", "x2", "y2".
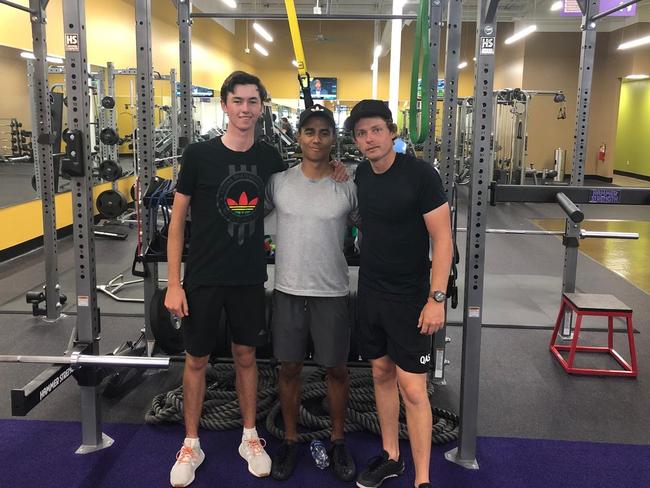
[{"x1": 271, "y1": 290, "x2": 351, "y2": 367}]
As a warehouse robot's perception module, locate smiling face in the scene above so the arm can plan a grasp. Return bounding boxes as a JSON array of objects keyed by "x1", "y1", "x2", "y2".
[
  {"x1": 352, "y1": 116, "x2": 396, "y2": 163},
  {"x1": 297, "y1": 116, "x2": 335, "y2": 165},
  {"x1": 221, "y1": 83, "x2": 263, "y2": 133}
]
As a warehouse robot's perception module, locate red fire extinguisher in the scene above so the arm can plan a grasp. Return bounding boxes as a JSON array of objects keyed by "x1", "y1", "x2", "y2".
[{"x1": 598, "y1": 143, "x2": 607, "y2": 162}]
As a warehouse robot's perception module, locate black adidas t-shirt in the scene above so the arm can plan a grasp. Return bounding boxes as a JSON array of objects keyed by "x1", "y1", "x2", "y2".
[
  {"x1": 176, "y1": 137, "x2": 286, "y2": 289},
  {"x1": 354, "y1": 152, "x2": 447, "y2": 296}
]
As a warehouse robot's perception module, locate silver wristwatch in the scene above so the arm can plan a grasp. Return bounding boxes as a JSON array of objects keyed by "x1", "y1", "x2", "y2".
[{"x1": 429, "y1": 290, "x2": 447, "y2": 303}]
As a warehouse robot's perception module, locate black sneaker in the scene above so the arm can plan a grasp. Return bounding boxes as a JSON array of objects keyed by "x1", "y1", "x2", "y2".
[
  {"x1": 329, "y1": 439, "x2": 356, "y2": 482},
  {"x1": 271, "y1": 441, "x2": 301, "y2": 481},
  {"x1": 356, "y1": 450, "x2": 405, "y2": 488},
  {"x1": 417, "y1": 484, "x2": 431, "y2": 488}
]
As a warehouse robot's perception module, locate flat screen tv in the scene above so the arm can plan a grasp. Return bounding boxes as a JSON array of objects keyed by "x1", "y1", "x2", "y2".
[{"x1": 300, "y1": 77, "x2": 337, "y2": 100}]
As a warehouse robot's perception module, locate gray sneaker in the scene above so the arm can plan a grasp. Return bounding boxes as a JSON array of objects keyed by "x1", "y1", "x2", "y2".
[{"x1": 170, "y1": 440, "x2": 205, "y2": 487}]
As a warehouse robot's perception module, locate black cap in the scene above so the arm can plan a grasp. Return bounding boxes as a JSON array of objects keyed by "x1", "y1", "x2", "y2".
[
  {"x1": 344, "y1": 99, "x2": 393, "y2": 132},
  {"x1": 298, "y1": 104, "x2": 336, "y2": 130}
]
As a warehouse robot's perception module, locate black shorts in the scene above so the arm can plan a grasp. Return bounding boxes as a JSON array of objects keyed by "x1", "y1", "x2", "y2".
[
  {"x1": 357, "y1": 287, "x2": 432, "y2": 374},
  {"x1": 181, "y1": 284, "x2": 268, "y2": 357}
]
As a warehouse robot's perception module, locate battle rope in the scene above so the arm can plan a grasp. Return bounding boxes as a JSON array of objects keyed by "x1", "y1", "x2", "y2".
[{"x1": 145, "y1": 364, "x2": 459, "y2": 444}]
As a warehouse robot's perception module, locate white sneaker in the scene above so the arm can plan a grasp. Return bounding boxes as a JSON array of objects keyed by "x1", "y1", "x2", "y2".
[
  {"x1": 238, "y1": 437, "x2": 272, "y2": 477},
  {"x1": 170, "y1": 439, "x2": 205, "y2": 487}
]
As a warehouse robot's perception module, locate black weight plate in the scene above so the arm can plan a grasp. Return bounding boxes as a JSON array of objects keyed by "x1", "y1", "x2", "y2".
[
  {"x1": 99, "y1": 128, "x2": 119, "y2": 146},
  {"x1": 150, "y1": 287, "x2": 184, "y2": 355},
  {"x1": 99, "y1": 159, "x2": 122, "y2": 182},
  {"x1": 96, "y1": 189, "x2": 127, "y2": 219},
  {"x1": 101, "y1": 96, "x2": 115, "y2": 109}
]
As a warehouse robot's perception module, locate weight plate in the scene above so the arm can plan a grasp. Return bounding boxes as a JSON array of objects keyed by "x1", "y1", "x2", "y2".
[
  {"x1": 101, "y1": 96, "x2": 115, "y2": 109},
  {"x1": 96, "y1": 189, "x2": 127, "y2": 219},
  {"x1": 99, "y1": 128, "x2": 119, "y2": 146},
  {"x1": 99, "y1": 159, "x2": 122, "y2": 182}
]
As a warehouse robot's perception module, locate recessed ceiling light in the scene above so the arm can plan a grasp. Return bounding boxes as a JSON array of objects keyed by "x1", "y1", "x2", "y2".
[
  {"x1": 253, "y1": 43, "x2": 269, "y2": 56},
  {"x1": 505, "y1": 25, "x2": 537, "y2": 45},
  {"x1": 253, "y1": 22, "x2": 273, "y2": 42},
  {"x1": 618, "y1": 35, "x2": 650, "y2": 50}
]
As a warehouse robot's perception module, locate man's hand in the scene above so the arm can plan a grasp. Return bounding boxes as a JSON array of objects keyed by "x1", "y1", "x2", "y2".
[
  {"x1": 418, "y1": 300, "x2": 445, "y2": 335},
  {"x1": 165, "y1": 285, "x2": 189, "y2": 318},
  {"x1": 330, "y1": 160, "x2": 349, "y2": 182}
]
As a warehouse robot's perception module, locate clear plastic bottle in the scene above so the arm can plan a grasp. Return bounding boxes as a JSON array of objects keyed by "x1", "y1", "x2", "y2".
[{"x1": 309, "y1": 439, "x2": 330, "y2": 469}]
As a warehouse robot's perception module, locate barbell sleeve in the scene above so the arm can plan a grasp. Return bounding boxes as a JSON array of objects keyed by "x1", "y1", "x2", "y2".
[
  {"x1": 556, "y1": 192, "x2": 584, "y2": 223},
  {"x1": 580, "y1": 231, "x2": 639, "y2": 240}
]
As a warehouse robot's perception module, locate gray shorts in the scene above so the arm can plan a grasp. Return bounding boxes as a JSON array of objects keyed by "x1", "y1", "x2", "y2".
[{"x1": 271, "y1": 290, "x2": 351, "y2": 367}]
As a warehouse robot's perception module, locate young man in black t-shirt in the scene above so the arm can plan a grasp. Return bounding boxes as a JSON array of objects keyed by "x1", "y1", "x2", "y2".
[
  {"x1": 165, "y1": 72, "x2": 286, "y2": 487},
  {"x1": 345, "y1": 100, "x2": 453, "y2": 488}
]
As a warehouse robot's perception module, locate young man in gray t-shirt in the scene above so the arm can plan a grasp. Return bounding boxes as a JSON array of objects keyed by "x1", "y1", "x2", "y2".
[{"x1": 265, "y1": 105, "x2": 358, "y2": 482}]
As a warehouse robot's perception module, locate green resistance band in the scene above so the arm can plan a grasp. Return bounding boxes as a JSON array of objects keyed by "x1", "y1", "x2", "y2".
[{"x1": 409, "y1": 0, "x2": 430, "y2": 145}]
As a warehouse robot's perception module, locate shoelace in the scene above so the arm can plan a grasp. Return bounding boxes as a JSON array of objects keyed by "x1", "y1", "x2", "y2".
[
  {"x1": 245, "y1": 438, "x2": 267, "y2": 456},
  {"x1": 176, "y1": 445, "x2": 196, "y2": 465}
]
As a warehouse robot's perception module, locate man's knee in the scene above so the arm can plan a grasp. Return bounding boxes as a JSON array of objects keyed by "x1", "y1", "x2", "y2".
[
  {"x1": 185, "y1": 353, "x2": 210, "y2": 373},
  {"x1": 280, "y1": 361, "x2": 303, "y2": 381},
  {"x1": 232, "y1": 344, "x2": 256, "y2": 369},
  {"x1": 371, "y1": 357, "x2": 397, "y2": 385},
  {"x1": 397, "y1": 376, "x2": 429, "y2": 407},
  {"x1": 327, "y1": 364, "x2": 349, "y2": 383}
]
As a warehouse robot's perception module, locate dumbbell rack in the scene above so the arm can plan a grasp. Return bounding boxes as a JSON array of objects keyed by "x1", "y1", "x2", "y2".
[{"x1": 0, "y1": 118, "x2": 30, "y2": 160}]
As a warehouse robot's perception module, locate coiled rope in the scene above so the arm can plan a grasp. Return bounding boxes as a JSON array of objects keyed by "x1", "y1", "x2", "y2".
[{"x1": 145, "y1": 364, "x2": 459, "y2": 444}]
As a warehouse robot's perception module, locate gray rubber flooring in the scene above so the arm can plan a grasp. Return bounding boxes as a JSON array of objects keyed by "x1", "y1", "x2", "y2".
[{"x1": 0, "y1": 186, "x2": 648, "y2": 447}]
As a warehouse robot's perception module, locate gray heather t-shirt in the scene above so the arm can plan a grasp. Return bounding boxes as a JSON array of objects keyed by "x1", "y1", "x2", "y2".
[{"x1": 265, "y1": 164, "x2": 359, "y2": 297}]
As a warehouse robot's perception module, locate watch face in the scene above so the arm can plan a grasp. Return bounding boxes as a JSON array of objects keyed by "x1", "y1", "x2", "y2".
[{"x1": 434, "y1": 291, "x2": 446, "y2": 302}]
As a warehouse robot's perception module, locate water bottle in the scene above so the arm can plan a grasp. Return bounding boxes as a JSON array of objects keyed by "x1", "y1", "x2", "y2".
[{"x1": 309, "y1": 440, "x2": 330, "y2": 469}]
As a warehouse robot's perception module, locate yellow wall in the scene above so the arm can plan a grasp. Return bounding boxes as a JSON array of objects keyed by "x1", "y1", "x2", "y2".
[
  {"x1": 0, "y1": 0, "x2": 255, "y2": 152},
  {"x1": 0, "y1": 0, "x2": 253, "y2": 87},
  {"x1": 521, "y1": 24, "x2": 650, "y2": 177},
  {"x1": 0, "y1": 166, "x2": 173, "y2": 250}
]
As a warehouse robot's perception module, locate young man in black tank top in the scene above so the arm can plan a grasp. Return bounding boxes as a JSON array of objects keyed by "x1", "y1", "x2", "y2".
[{"x1": 346, "y1": 100, "x2": 453, "y2": 488}]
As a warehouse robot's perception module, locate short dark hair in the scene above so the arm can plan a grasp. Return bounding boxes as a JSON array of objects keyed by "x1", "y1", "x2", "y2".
[
  {"x1": 220, "y1": 71, "x2": 268, "y2": 103},
  {"x1": 351, "y1": 118, "x2": 398, "y2": 139}
]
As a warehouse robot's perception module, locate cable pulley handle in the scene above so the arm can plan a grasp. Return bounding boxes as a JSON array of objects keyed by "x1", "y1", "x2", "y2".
[
  {"x1": 408, "y1": 0, "x2": 431, "y2": 144},
  {"x1": 298, "y1": 72, "x2": 314, "y2": 109}
]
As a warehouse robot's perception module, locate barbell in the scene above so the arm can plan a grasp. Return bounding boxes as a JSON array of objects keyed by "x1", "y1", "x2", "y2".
[
  {"x1": 0, "y1": 352, "x2": 170, "y2": 369},
  {"x1": 456, "y1": 228, "x2": 639, "y2": 239}
]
